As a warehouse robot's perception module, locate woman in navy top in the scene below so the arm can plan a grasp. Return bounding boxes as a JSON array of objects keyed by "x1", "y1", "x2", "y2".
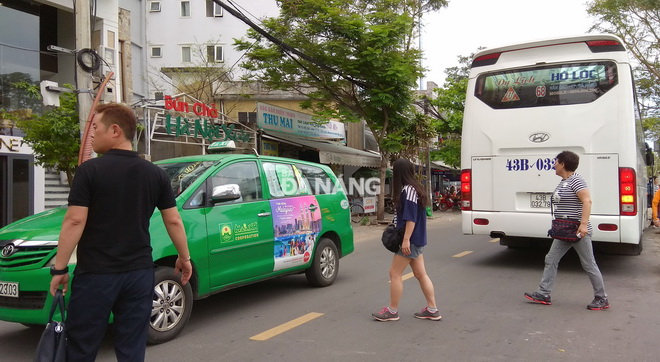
[{"x1": 372, "y1": 158, "x2": 441, "y2": 321}]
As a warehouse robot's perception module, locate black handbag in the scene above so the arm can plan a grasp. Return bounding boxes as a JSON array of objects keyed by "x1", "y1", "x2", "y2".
[
  {"x1": 34, "y1": 289, "x2": 66, "y2": 362},
  {"x1": 547, "y1": 198, "x2": 581, "y2": 242},
  {"x1": 381, "y1": 224, "x2": 404, "y2": 253},
  {"x1": 548, "y1": 218, "x2": 581, "y2": 242}
]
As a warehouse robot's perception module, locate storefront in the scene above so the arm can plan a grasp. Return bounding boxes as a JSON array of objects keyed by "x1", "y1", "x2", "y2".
[
  {"x1": 138, "y1": 94, "x2": 258, "y2": 160},
  {"x1": 0, "y1": 136, "x2": 45, "y2": 228},
  {"x1": 256, "y1": 102, "x2": 380, "y2": 171}
]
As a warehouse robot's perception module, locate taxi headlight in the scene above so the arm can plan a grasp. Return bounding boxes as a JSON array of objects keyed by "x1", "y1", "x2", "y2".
[{"x1": 46, "y1": 246, "x2": 77, "y2": 267}]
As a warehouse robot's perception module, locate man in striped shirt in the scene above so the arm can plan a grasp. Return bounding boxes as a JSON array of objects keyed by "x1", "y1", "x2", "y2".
[{"x1": 525, "y1": 151, "x2": 609, "y2": 310}]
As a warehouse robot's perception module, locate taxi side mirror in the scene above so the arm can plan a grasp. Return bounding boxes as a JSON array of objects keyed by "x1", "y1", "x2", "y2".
[{"x1": 211, "y1": 184, "x2": 242, "y2": 203}]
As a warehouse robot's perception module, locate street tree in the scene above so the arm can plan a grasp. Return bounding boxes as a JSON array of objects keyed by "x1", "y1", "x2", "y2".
[
  {"x1": 587, "y1": 0, "x2": 660, "y2": 130},
  {"x1": 15, "y1": 85, "x2": 80, "y2": 186},
  {"x1": 234, "y1": 0, "x2": 448, "y2": 219},
  {"x1": 427, "y1": 53, "x2": 474, "y2": 169}
]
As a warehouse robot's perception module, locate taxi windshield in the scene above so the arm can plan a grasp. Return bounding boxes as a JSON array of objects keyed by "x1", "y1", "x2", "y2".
[{"x1": 158, "y1": 161, "x2": 215, "y2": 196}]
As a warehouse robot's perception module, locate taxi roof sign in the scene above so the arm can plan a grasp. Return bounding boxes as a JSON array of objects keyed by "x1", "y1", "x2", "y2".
[{"x1": 208, "y1": 140, "x2": 236, "y2": 152}]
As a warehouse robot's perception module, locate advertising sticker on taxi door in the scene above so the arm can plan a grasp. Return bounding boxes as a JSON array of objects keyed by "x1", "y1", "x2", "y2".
[{"x1": 271, "y1": 196, "x2": 322, "y2": 271}]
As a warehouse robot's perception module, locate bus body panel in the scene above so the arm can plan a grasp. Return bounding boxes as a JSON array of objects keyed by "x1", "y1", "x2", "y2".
[{"x1": 461, "y1": 34, "x2": 646, "y2": 246}]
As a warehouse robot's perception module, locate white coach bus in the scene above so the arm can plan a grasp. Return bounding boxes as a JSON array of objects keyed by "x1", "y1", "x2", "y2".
[{"x1": 460, "y1": 34, "x2": 648, "y2": 254}]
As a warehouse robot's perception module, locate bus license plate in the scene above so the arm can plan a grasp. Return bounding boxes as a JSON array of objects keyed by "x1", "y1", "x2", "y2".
[
  {"x1": 530, "y1": 193, "x2": 551, "y2": 208},
  {"x1": 0, "y1": 281, "x2": 18, "y2": 298}
]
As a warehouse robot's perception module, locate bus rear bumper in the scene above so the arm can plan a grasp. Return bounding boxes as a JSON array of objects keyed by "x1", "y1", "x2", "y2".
[{"x1": 462, "y1": 211, "x2": 642, "y2": 245}]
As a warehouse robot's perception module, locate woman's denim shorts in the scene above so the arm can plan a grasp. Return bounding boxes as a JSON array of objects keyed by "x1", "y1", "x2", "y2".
[{"x1": 395, "y1": 244, "x2": 424, "y2": 259}]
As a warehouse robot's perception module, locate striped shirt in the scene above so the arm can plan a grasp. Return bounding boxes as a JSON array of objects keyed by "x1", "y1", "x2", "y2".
[
  {"x1": 393, "y1": 185, "x2": 427, "y2": 247},
  {"x1": 552, "y1": 173, "x2": 592, "y2": 233}
]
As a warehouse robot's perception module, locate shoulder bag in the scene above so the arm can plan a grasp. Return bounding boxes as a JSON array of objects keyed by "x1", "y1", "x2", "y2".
[
  {"x1": 34, "y1": 289, "x2": 67, "y2": 362},
  {"x1": 547, "y1": 198, "x2": 581, "y2": 242},
  {"x1": 381, "y1": 224, "x2": 404, "y2": 253}
]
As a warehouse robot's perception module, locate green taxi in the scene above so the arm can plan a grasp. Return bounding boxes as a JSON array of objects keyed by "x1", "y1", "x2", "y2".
[{"x1": 0, "y1": 154, "x2": 354, "y2": 344}]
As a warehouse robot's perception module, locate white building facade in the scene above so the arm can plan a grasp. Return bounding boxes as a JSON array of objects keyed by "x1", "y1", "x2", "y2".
[{"x1": 145, "y1": 0, "x2": 279, "y2": 98}]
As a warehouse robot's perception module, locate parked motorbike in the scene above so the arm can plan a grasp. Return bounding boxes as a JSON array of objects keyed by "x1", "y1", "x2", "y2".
[
  {"x1": 438, "y1": 193, "x2": 461, "y2": 212},
  {"x1": 384, "y1": 196, "x2": 395, "y2": 214},
  {"x1": 432, "y1": 195, "x2": 442, "y2": 211}
]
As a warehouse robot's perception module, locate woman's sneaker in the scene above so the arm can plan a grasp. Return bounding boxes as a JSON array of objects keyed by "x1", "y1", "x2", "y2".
[
  {"x1": 372, "y1": 307, "x2": 399, "y2": 321},
  {"x1": 413, "y1": 307, "x2": 442, "y2": 321},
  {"x1": 524, "y1": 292, "x2": 552, "y2": 305},
  {"x1": 587, "y1": 297, "x2": 610, "y2": 310}
]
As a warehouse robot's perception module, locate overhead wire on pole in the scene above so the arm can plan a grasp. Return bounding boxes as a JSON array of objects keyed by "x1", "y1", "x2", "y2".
[{"x1": 211, "y1": 0, "x2": 368, "y2": 90}]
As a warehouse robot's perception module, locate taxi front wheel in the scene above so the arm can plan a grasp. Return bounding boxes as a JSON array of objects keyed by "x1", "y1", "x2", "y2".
[
  {"x1": 148, "y1": 266, "x2": 193, "y2": 344},
  {"x1": 305, "y1": 237, "x2": 338, "y2": 287}
]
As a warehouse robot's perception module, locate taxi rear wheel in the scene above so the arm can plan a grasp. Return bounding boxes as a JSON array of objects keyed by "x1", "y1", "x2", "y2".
[
  {"x1": 305, "y1": 238, "x2": 338, "y2": 287},
  {"x1": 148, "y1": 266, "x2": 193, "y2": 345}
]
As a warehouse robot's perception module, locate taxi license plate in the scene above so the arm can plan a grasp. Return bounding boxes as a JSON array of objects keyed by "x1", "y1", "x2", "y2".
[
  {"x1": 530, "y1": 193, "x2": 551, "y2": 208},
  {"x1": 0, "y1": 281, "x2": 19, "y2": 298}
]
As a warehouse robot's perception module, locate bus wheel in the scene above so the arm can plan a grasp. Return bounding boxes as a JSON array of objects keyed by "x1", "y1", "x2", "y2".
[
  {"x1": 305, "y1": 238, "x2": 338, "y2": 287},
  {"x1": 148, "y1": 266, "x2": 193, "y2": 345}
]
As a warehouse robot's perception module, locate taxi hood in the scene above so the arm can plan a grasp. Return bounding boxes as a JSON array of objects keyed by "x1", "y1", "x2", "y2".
[{"x1": 0, "y1": 207, "x2": 67, "y2": 244}]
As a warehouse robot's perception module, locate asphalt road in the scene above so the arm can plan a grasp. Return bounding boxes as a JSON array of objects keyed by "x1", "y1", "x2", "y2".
[{"x1": 2, "y1": 212, "x2": 660, "y2": 361}]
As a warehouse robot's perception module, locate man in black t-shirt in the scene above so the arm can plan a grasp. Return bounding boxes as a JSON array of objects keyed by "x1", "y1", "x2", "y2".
[{"x1": 49, "y1": 103, "x2": 192, "y2": 361}]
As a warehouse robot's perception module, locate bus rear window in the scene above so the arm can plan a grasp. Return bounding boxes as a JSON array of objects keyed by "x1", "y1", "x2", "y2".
[{"x1": 474, "y1": 62, "x2": 618, "y2": 109}]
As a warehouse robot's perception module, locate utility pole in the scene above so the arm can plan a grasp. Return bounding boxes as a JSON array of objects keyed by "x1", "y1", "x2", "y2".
[{"x1": 75, "y1": 0, "x2": 93, "y2": 137}]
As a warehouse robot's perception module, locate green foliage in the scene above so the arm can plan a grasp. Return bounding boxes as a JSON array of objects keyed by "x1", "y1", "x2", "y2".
[
  {"x1": 427, "y1": 53, "x2": 474, "y2": 169},
  {"x1": 588, "y1": 0, "x2": 659, "y2": 114},
  {"x1": 588, "y1": 0, "x2": 660, "y2": 151},
  {"x1": 235, "y1": 0, "x2": 448, "y2": 159},
  {"x1": 643, "y1": 116, "x2": 660, "y2": 141},
  {"x1": 15, "y1": 85, "x2": 79, "y2": 186}
]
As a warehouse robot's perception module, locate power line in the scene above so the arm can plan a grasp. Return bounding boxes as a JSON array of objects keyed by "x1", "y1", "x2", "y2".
[{"x1": 211, "y1": 0, "x2": 368, "y2": 89}]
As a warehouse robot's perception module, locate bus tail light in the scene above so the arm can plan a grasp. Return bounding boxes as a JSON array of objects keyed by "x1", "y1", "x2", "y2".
[
  {"x1": 619, "y1": 167, "x2": 636, "y2": 216},
  {"x1": 471, "y1": 53, "x2": 501, "y2": 68},
  {"x1": 461, "y1": 169, "x2": 472, "y2": 211},
  {"x1": 586, "y1": 40, "x2": 625, "y2": 53}
]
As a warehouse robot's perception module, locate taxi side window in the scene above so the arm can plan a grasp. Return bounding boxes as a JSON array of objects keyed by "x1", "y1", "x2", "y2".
[
  {"x1": 263, "y1": 162, "x2": 310, "y2": 198},
  {"x1": 209, "y1": 161, "x2": 262, "y2": 204},
  {"x1": 296, "y1": 164, "x2": 334, "y2": 195}
]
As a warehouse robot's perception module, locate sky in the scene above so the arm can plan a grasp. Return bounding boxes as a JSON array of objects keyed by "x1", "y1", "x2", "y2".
[{"x1": 421, "y1": 0, "x2": 594, "y2": 87}]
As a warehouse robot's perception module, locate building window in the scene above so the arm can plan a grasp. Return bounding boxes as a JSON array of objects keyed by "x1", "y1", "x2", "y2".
[
  {"x1": 206, "y1": 45, "x2": 224, "y2": 63},
  {"x1": 238, "y1": 112, "x2": 257, "y2": 125},
  {"x1": 150, "y1": 46, "x2": 162, "y2": 58},
  {"x1": 181, "y1": 46, "x2": 192, "y2": 63},
  {"x1": 213, "y1": 3, "x2": 223, "y2": 17},
  {"x1": 180, "y1": 1, "x2": 191, "y2": 17},
  {"x1": 206, "y1": 1, "x2": 223, "y2": 17},
  {"x1": 149, "y1": 1, "x2": 161, "y2": 12}
]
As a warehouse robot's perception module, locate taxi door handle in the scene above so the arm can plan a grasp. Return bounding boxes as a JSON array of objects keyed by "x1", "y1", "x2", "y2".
[{"x1": 258, "y1": 212, "x2": 271, "y2": 217}]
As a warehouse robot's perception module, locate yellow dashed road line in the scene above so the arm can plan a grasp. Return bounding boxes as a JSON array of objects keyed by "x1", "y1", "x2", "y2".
[
  {"x1": 389, "y1": 272, "x2": 415, "y2": 283},
  {"x1": 489, "y1": 238, "x2": 499, "y2": 243},
  {"x1": 452, "y1": 251, "x2": 474, "y2": 258},
  {"x1": 250, "y1": 312, "x2": 324, "y2": 341}
]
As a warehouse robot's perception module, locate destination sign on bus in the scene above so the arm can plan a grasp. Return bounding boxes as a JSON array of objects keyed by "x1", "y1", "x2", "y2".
[{"x1": 475, "y1": 62, "x2": 618, "y2": 109}]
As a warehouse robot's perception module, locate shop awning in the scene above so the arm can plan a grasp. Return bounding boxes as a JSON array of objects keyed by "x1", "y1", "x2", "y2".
[
  {"x1": 352, "y1": 167, "x2": 392, "y2": 179},
  {"x1": 431, "y1": 160, "x2": 455, "y2": 171},
  {"x1": 262, "y1": 131, "x2": 381, "y2": 167}
]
